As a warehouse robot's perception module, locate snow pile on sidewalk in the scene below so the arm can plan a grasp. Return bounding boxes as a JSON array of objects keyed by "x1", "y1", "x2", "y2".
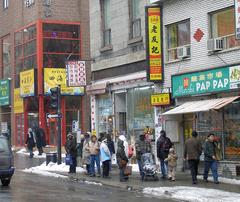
[
  {"x1": 143, "y1": 186, "x2": 240, "y2": 202},
  {"x1": 22, "y1": 161, "x2": 85, "y2": 178}
]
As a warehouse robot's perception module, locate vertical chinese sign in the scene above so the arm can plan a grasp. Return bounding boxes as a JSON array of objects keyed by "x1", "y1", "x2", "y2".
[
  {"x1": 235, "y1": 0, "x2": 240, "y2": 39},
  {"x1": 0, "y1": 79, "x2": 10, "y2": 106},
  {"x1": 14, "y1": 88, "x2": 24, "y2": 114},
  {"x1": 20, "y1": 69, "x2": 35, "y2": 97},
  {"x1": 146, "y1": 6, "x2": 163, "y2": 82}
]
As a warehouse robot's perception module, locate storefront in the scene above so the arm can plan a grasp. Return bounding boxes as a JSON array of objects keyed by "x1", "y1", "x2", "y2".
[
  {"x1": 162, "y1": 64, "x2": 240, "y2": 176},
  {"x1": 88, "y1": 71, "x2": 155, "y2": 144},
  {"x1": 13, "y1": 20, "x2": 85, "y2": 146}
]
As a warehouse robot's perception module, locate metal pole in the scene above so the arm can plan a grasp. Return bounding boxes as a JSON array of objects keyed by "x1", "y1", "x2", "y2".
[{"x1": 57, "y1": 86, "x2": 62, "y2": 164}]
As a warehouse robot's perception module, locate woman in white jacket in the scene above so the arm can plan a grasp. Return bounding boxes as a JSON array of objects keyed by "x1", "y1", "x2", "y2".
[{"x1": 100, "y1": 138, "x2": 111, "y2": 178}]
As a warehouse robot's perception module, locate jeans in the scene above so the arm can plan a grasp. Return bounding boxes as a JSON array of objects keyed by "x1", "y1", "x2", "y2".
[
  {"x1": 102, "y1": 160, "x2": 110, "y2": 177},
  {"x1": 137, "y1": 159, "x2": 144, "y2": 178},
  {"x1": 118, "y1": 163, "x2": 128, "y2": 181},
  {"x1": 188, "y1": 159, "x2": 199, "y2": 182},
  {"x1": 203, "y1": 160, "x2": 218, "y2": 182},
  {"x1": 160, "y1": 159, "x2": 168, "y2": 177},
  {"x1": 90, "y1": 154, "x2": 101, "y2": 175},
  {"x1": 69, "y1": 156, "x2": 77, "y2": 173}
]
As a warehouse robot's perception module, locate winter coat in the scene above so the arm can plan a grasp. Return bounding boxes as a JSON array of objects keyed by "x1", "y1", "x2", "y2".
[
  {"x1": 65, "y1": 136, "x2": 77, "y2": 158},
  {"x1": 82, "y1": 138, "x2": 91, "y2": 164},
  {"x1": 116, "y1": 139, "x2": 128, "y2": 164},
  {"x1": 165, "y1": 153, "x2": 178, "y2": 167},
  {"x1": 203, "y1": 139, "x2": 216, "y2": 162},
  {"x1": 184, "y1": 137, "x2": 202, "y2": 160},
  {"x1": 100, "y1": 141, "x2": 111, "y2": 162},
  {"x1": 107, "y1": 139, "x2": 115, "y2": 154},
  {"x1": 135, "y1": 139, "x2": 152, "y2": 160},
  {"x1": 87, "y1": 140, "x2": 100, "y2": 155},
  {"x1": 118, "y1": 135, "x2": 128, "y2": 157},
  {"x1": 35, "y1": 128, "x2": 46, "y2": 148},
  {"x1": 26, "y1": 132, "x2": 35, "y2": 149},
  {"x1": 156, "y1": 135, "x2": 173, "y2": 160}
]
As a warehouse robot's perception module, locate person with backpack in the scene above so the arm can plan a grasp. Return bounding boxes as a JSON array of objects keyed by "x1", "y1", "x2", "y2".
[{"x1": 156, "y1": 130, "x2": 173, "y2": 179}]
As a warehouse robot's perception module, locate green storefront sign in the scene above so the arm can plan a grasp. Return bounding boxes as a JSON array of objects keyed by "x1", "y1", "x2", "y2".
[
  {"x1": 0, "y1": 79, "x2": 10, "y2": 106},
  {"x1": 172, "y1": 65, "x2": 240, "y2": 98}
]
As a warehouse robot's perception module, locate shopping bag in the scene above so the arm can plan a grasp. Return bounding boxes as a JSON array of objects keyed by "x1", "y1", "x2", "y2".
[
  {"x1": 65, "y1": 154, "x2": 73, "y2": 166},
  {"x1": 124, "y1": 165, "x2": 132, "y2": 176}
]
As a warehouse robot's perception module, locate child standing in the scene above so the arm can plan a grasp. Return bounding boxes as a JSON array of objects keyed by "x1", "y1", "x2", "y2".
[{"x1": 164, "y1": 148, "x2": 178, "y2": 181}]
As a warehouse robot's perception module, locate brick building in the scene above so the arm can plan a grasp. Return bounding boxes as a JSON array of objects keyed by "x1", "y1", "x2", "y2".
[
  {"x1": 0, "y1": 0, "x2": 91, "y2": 146},
  {"x1": 151, "y1": 0, "x2": 240, "y2": 176}
]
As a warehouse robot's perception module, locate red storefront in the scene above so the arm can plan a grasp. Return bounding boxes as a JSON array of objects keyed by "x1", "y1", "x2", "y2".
[{"x1": 14, "y1": 20, "x2": 84, "y2": 146}]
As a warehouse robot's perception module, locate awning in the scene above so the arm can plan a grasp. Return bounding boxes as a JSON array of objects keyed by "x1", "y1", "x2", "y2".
[
  {"x1": 162, "y1": 96, "x2": 240, "y2": 115},
  {"x1": 86, "y1": 82, "x2": 107, "y2": 95}
]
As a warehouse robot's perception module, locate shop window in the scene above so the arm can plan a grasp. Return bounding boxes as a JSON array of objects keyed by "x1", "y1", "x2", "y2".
[
  {"x1": 14, "y1": 25, "x2": 37, "y2": 88},
  {"x1": 129, "y1": 0, "x2": 141, "y2": 39},
  {"x1": 210, "y1": 7, "x2": 240, "y2": 50},
  {"x1": 1, "y1": 35, "x2": 11, "y2": 79},
  {"x1": 167, "y1": 20, "x2": 190, "y2": 61},
  {"x1": 43, "y1": 23, "x2": 80, "y2": 68},
  {"x1": 100, "y1": 0, "x2": 111, "y2": 47},
  {"x1": 3, "y1": 0, "x2": 9, "y2": 9}
]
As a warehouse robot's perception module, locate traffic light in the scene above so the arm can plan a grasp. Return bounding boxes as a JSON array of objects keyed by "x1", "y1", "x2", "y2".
[{"x1": 49, "y1": 87, "x2": 60, "y2": 110}]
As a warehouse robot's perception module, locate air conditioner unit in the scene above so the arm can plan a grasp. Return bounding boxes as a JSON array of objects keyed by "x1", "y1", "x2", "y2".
[
  {"x1": 177, "y1": 46, "x2": 191, "y2": 59},
  {"x1": 207, "y1": 38, "x2": 224, "y2": 52}
]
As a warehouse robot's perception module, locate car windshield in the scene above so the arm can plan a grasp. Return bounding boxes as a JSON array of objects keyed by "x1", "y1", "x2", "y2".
[{"x1": 0, "y1": 137, "x2": 9, "y2": 153}]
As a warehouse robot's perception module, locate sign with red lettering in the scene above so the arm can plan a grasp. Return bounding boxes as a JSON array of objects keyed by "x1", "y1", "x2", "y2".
[{"x1": 235, "y1": 0, "x2": 240, "y2": 39}]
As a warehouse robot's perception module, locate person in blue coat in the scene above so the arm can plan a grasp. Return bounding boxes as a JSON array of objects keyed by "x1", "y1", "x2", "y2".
[{"x1": 100, "y1": 137, "x2": 111, "y2": 178}]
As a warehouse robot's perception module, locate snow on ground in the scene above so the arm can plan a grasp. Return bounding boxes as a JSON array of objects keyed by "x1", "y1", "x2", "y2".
[
  {"x1": 143, "y1": 186, "x2": 240, "y2": 202},
  {"x1": 130, "y1": 164, "x2": 139, "y2": 173},
  {"x1": 197, "y1": 176, "x2": 240, "y2": 185},
  {"x1": 16, "y1": 148, "x2": 65, "y2": 158},
  {"x1": 23, "y1": 168, "x2": 68, "y2": 178}
]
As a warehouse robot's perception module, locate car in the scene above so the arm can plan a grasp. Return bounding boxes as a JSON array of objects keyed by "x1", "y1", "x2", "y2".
[{"x1": 0, "y1": 135, "x2": 14, "y2": 186}]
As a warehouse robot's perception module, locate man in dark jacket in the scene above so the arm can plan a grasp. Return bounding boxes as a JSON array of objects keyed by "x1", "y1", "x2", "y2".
[
  {"x1": 65, "y1": 133, "x2": 77, "y2": 173},
  {"x1": 34, "y1": 127, "x2": 46, "y2": 156},
  {"x1": 116, "y1": 138, "x2": 129, "y2": 182},
  {"x1": 135, "y1": 133, "x2": 152, "y2": 179},
  {"x1": 106, "y1": 133, "x2": 115, "y2": 171},
  {"x1": 184, "y1": 131, "x2": 202, "y2": 184},
  {"x1": 156, "y1": 130, "x2": 173, "y2": 179},
  {"x1": 203, "y1": 133, "x2": 219, "y2": 184}
]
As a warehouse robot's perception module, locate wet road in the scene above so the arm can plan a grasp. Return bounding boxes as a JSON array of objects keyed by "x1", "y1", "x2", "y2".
[{"x1": 0, "y1": 154, "x2": 174, "y2": 202}]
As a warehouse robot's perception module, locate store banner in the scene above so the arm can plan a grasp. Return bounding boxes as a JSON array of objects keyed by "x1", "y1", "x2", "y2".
[
  {"x1": 44, "y1": 68, "x2": 84, "y2": 95},
  {"x1": 172, "y1": 64, "x2": 240, "y2": 97},
  {"x1": 14, "y1": 88, "x2": 24, "y2": 114},
  {"x1": 66, "y1": 60, "x2": 86, "y2": 87},
  {"x1": 20, "y1": 69, "x2": 35, "y2": 97},
  {"x1": 146, "y1": 6, "x2": 163, "y2": 82},
  {"x1": 235, "y1": 0, "x2": 240, "y2": 39},
  {"x1": 151, "y1": 93, "x2": 170, "y2": 106},
  {"x1": 0, "y1": 79, "x2": 10, "y2": 106}
]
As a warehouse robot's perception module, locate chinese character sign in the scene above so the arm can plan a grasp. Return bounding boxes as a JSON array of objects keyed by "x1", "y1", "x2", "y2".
[
  {"x1": 146, "y1": 6, "x2": 163, "y2": 82},
  {"x1": 0, "y1": 79, "x2": 10, "y2": 106},
  {"x1": 20, "y1": 69, "x2": 35, "y2": 97},
  {"x1": 235, "y1": 0, "x2": 240, "y2": 39},
  {"x1": 14, "y1": 88, "x2": 24, "y2": 114},
  {"x1": 151, "y1": 93, "x2": 170, "y2": 106},
  {"x1": 66, "y1": 60, "x2": 86, "y2": 87}
]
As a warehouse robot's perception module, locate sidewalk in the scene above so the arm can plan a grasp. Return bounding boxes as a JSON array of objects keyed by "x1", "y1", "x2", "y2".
[{"x1": 57, "y1": 167, "x2": 240, "y2": 194}]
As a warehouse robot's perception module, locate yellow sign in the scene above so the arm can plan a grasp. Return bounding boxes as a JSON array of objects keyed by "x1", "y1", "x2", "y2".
[
  {"x1": 147, "y1": 7, "x2": 162, "y2": 81},
  {"x1": 44, "y1": 68, "x2": 84, "y2": 95},
  {"x1": 151, "y1": 93, "x2": 170, "y2": 106},
  {"x1": 20, "y1": 69, "x2": 35, "y2": 97},
  {"x1": 14, "y1": 88, "x2": 24, "y2": 114}
]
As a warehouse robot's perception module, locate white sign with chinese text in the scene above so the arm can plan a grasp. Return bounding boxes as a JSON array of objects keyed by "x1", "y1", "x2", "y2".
[
  {"x1": 235, "y1": 0, "x2": 240, "y2": 39},
  {"x1": 66, "y1": 61, "x2": 86, "y2": 87}
]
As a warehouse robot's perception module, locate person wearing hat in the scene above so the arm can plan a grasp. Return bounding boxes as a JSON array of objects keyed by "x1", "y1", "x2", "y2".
[
  {"x1": 164, "y1": 147, "x2": 178, "y2": 181},
  {"x1": 65, "y1": 133, "x2": 77, "y2": 173},
  {"x1": 203, "y1": 133, "x2": 219, "y2": 184},
  {"x1": 135, "y1": 133, "x2": 152, "y2": 180}
]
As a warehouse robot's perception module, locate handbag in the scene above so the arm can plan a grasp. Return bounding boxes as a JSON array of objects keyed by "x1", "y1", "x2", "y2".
[
  {"x1": 124, "y1": 165, "x2": 132, "y2": 176},
  {"x1": 119, "y1": 159, "x2": 127, "y2": 167},
  {"x1": 65, "y1": 153, "x2": 73, "y2": 166}
]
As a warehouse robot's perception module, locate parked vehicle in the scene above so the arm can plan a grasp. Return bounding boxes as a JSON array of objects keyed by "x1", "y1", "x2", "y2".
[{"x1": 0, "y1": 135, "x2": 14, "y2": 186}]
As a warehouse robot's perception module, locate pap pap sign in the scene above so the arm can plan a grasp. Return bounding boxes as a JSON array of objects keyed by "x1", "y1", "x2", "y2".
[{"x1": 172, "y1": 65, "x2": 240, "y2": 97}]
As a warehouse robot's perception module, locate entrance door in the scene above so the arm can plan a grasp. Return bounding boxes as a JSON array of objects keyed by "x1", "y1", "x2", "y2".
[
  {"x1": 15, "y1": 114, "x2": 25, "y2": 146},
  {"x1": 114, "y1": 92, "x2": 127, "y2": 134}
]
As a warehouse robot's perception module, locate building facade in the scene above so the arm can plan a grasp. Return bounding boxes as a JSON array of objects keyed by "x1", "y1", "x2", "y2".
[
  {"x1": 151, "y1": 0, "x2": 240, "y2": 176},
  {"x1": 88, "y1": 0, "x2": 156, "y2": 144},
  {"x1": 0, "y1": 0, "x2": 91, "y2": 146}
]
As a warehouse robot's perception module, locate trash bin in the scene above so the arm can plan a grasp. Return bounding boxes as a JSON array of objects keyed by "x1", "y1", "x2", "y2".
[{"x1": 46, "y1": 152, "x2": 57, "y2": 165}]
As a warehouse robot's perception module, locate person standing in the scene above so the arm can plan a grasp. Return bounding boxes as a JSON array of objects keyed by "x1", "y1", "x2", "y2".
[
  {"x1": 135, "y1": 133, "x2": 152, "y2": 180},
  {"x1": 203, "y1": 133, "x2": 219, "y2": 184},
  {"x1": 106, "y1": 133, "x2": 115, "y2": 170},
  {"x1": 82, "y1": 132, "x2": 91, "y2": 175},
  {"x1": 87, "y1": 134, "x2": 101, "y2": 177},
  {"x1": 164, "y1": 148, "x2": 178, "y2": 181},
  {"x1": 26, "y1": 128, "x2": 35, "y2": 158},
  {"x1": 100, "y1": 137, "x2": 111, "y2": 178},
  {"x1": 65, "y1": 133, "x2": 77, "y2": 174},
  {"x1": 34, "y1": 127, "x2": 46, "y2": 156},
  {"x1": 116, "y1": 137, "x2": 129, "y2": 182},
  {"x1": 184, "y1": 131, "x2": 202, "y2": 184},
  {"x1": 156, "y1": 130, "x2": 173, "y2": 179}
]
